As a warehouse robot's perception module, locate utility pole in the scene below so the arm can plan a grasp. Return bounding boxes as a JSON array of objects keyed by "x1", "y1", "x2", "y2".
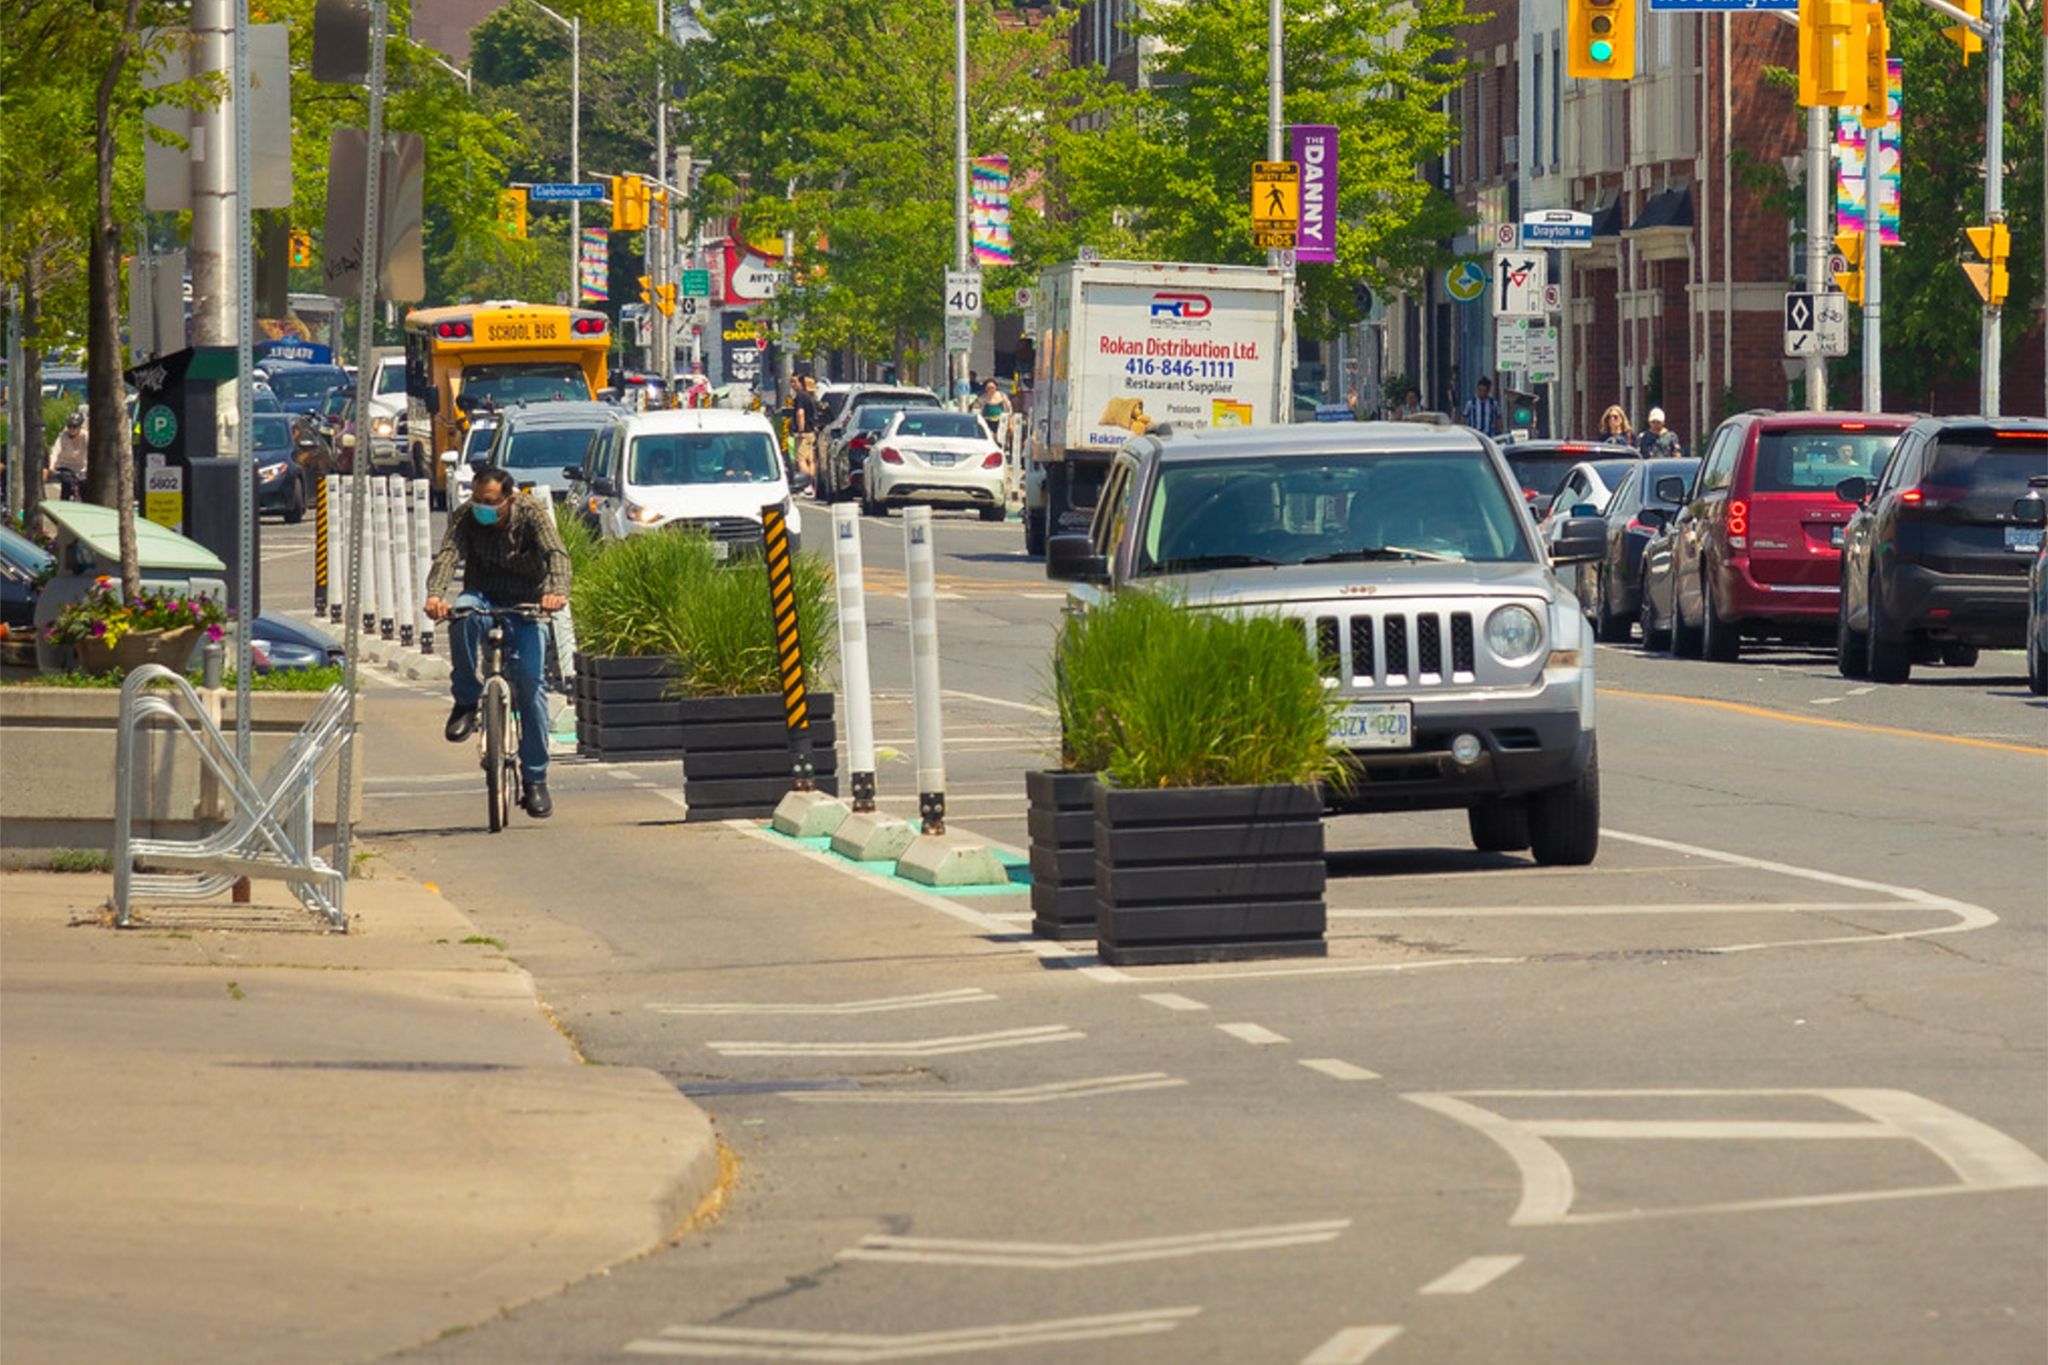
[
  {"x1": 232, "y1": 0, "x2": 256, "y2": 765},
  {"x1": 1862, "y1": 135, "x2": 1882, "y2": 411},
  {"x1": 952, "y1": 0, "x2": 970, "y2": 406},
  {"x1": 1978, "y1": 0, "x2": 2007, "y2": 416},
  {"x1": 1804, "y1": 106, "x2": 1829, "y2": 411},
  {"x1": 677, "y1": 146, "x2": 696, "y2": 375},
  {"x1": 190, "y1": 0, "x2": 239, "y2": 448},
  {"x1": 1267, "y1": 0, "x2": 1286, "y2": 270},
  {"x1": 652, "y1": 0, "x2": 669, "y2": 385}
]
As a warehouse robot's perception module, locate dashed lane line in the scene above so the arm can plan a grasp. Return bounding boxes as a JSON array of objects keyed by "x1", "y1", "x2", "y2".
[
  {"x1": 1300, "y1": 1325, "x2": 1405, "y2": 1364},
  {"x1": 1217, "y1": 1022, "x2": 1289, "y2": 1046},
  {"x1": 706, "y1": 1025, "x2": 1082, "y2": 1058},
  {"x1": 623, "y1": 1308, "x2": 1203, "y2": 1360},
  {"x1": 1141, "y1": 992, "x2": 1210, "y2": 1012},
  {"x1": 838, "y1": 1219, "x2": 1350, "y2": 1269},
  {"x1": 1299, "y1": 1058, "x2": 1380, "y2": 1081},
  {"x1": 783, "y1": 1073, "x2": 1187, "y2": 1105},
  {"x1": 1417, "y1": 1254, "x2": 1525, "y2": 1295},
  {"x1": 648, "y1": 988, "x2": 996, "y2": 1016}
]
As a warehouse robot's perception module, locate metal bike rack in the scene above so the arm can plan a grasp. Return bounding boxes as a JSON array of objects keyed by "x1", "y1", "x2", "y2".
[{"x1": 110, "y1": 665, "x2": 353, "y2": 930}]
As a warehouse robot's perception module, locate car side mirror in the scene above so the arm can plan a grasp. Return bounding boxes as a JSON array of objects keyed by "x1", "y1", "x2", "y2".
[
  {"x1": 2013, "y1": 496, "x2": 2047, "y2": 528},
  {"x1": 439, "y1": 450, "x2": 460, "y2": 467},
  {"x1": 1045, "y1": 533, "x2": 1109, "y2": 584},
  {"x1": 1654, "y1": 475, "x2": 1689, "y2": 503},
  {"x1": 1834, "y1": 476, "x2": 1869, "y2": 505},
  {"x1": 1551, "y1": 516, "x2": 1608, "y2": 565},
  {"x1": 1636, "y1": 506, "x2": 1670, "y2": 530},
  {"x1": 590, "y1": 477, "x2": 618, "y2": 498},
  {"x1": 563, "y1": 466, "x2": 587, "y2": 483}
]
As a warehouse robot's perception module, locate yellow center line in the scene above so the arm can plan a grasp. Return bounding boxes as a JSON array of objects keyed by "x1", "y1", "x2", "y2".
[{"x1": 1599, "y1": 687, "x2": 2048, "y2": 758}]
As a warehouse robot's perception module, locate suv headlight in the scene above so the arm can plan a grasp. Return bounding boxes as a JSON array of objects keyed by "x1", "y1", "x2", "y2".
[
  {"x1": 1485, "y1": 604, "x2": 1544, "y2": 664},
  {"x1": 626, "y1": 501, "x2": 665, "y2": 525},
  {"x1": 371, "y1": 416, "x2": 395, "y2": 438}
]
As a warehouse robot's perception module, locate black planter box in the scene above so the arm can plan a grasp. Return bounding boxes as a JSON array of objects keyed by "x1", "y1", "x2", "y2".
[
  {"x1": 1093, "y1": 782, "x2": 1327, "y2": 966},
  {"x1": 676, "y1": 692, "x2": 837, "y2": 822},
  {"x1": 574, "y1": 654, "x2": 687, "y2": 760},
  {"x1": 1026, "y1": 769, "x2": 1098, "y2": 940}
]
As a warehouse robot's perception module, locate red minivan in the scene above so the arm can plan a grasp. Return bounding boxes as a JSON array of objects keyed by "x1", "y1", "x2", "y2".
[{"x1": 1658, "y1": 412, "x2": 1910, "y2": 662}]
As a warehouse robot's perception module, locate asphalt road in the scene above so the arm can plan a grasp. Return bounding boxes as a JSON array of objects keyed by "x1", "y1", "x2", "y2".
[{"x1": 261, "y1": 500, "x2": 2048, "y2": 1364}]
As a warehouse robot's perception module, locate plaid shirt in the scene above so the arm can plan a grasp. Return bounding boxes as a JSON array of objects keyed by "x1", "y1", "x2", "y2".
[{"x1": 424, "y1": 492, "x2": 572, "y2": 605}]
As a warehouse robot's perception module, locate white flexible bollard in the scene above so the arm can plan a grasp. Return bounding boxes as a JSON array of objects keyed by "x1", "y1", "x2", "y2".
[
  {"x1": 370, "y1": 476, "x2": 393, "y2": 640},
  {"x1": 410, "y1": 477, "x2": 435, "y2": 654},
  {"x1": 390, "y1": 475, "x2": 417, "y2": 647},
  {"x1": 814, "y1": 504, "x2": 912, "y2": 854},
  {"x1": 323, "y1": 473, "x2": 342, "y2": 622}
]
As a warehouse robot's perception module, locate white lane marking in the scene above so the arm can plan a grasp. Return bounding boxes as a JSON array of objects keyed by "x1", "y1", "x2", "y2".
[
  {"x1": 1300, "y1": 1058, "x2": 1379, "y2": 1081},
  {"x1": 622, "y1": 1307, "x2": 1201, "y2": 1360},
  {"x1": 1809, "y1": 697, "x2": 1845, "y2": 706},
  {"x1": 650, "y1": 988, "x2": 995, "y2": 1016},
  {"x1": 1405, "y1": 1088, "x2": 2048, "y2": 1227},
  {"x1": 840, "y1": 1218, "x2": 1349, "y2": 1269},
  {"x1": 785, "y1": 1073, "x2": 1186, "y2": 1105},
  {"x1": 708, "y1": 1026, "x2": 1080, "y2": 1058},
  {"x1": 1326, "y1": 900, "x2": 1922, "y2": 919},
  {"x1": 939, "y1": 688, "x2": 1058, "y2": 717},
  {"x1": 1300, "y1": 1325, "x2": 1405, "y2": 1364},
  {"x1": 1418, "y1": 1254, "x2": 1524, "y2": 1296},
  {"x1": 1141, "y1": 992, "x2": 1209, "y2": 1012},
  {"x1": 1847, "y1": 685, "x2": 1876, "y2": 695},
  {"x1": 1217, "y1": 1022, "x2": 1289, "y2": 1046}
]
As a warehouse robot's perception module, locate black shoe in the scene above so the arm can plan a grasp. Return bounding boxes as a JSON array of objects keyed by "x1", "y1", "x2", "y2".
[
  {"x1": 445, "y1": 704, "x2": 478, "y2": 742},
  {"x1": 521, "y1": 782, "x2": 553, "y2": 819}
]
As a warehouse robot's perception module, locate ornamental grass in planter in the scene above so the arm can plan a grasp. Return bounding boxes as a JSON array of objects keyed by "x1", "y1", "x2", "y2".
[
  {"x1": 570, "y1": 528, "x2": 839, "y2": 817},
  {"x1": 1055, "y1": 591, "x2": 1345, "y2": 965}
]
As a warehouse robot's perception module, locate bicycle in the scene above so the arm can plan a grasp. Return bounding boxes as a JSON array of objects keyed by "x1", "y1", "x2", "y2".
[{"x1": 446, "y1": 603, "x2": 552, "y2": 833}]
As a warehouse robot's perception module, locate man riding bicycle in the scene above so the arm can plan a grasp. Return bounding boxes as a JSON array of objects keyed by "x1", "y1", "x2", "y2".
[{"x1": 423, "y1": 467, "x2": 571, "y2": 818}]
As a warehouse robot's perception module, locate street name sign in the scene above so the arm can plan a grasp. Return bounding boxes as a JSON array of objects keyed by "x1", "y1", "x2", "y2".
[
  {"x1": 1521, "y1": 209, "x2": 1595, "y2": 248},
  {"x1": 529, "y1": 182, "x2": 606, "y2": 202},
  {"x1": 1251, "y1": 161, "x2": 1300, "y2": 250},
  {"x1": 1493, "y1": 252, "x2": 1547, "y2": 317}
]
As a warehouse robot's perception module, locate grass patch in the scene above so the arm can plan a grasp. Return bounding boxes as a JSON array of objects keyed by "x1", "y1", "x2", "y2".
[
  {"x1": 555, "y1": 499, "x2": 602, "y2": 578},
  {"x1": 1053, "y1": 590, "x2": 1347, "y2": 790},
  {"x1": 225, "y1": 980, "x2": 245, "y2": 1001},
  {"x1": 47, "y1": 848, "x2": 112, "y2": 873},
  {"x1": 460, "y1": 934, "x2": 506, "y2": 950}
]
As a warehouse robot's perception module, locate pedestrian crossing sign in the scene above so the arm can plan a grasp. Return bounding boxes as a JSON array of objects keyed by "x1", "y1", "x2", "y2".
[{"x1": 1251, "y1": 161, "x2": 1299, "y2": 250}]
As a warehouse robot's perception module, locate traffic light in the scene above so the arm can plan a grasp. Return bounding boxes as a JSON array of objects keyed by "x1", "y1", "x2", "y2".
[
  {"x1": 496, "y1": 188, "x2": 528, "y2": 241},
  {"x1": 1567, "y1": 0, "x2": 1635, "y2": 79},
  {"x1": 611, "y1": 175, "x2": 649, "y2": 232},
  {"x1": 1798, "y1": 0, "x2": 1866, "y2": 108},
  {"x1": 1962, "y1": 224, "x2": 2010, "y2": 304},
  {"x1": 654, "y1": 282, "x2": 677, "y2": 318},
  {"x1": 1859, "y1": 3, "x2": 1889, "y2": 129},
  {"x1": 288, "y1": 230, "x2": 313, "y2": 268},
  {"x1": 1507, "y1": 391, "x2": 1539, "y2": 433},
  {"x1": 1942, "y1": 0, "x2": 1982, "y2": 64},
  {"x1": 652, "y1": 187, "x2": 669, "y2": 231},
  {"x1": 1834, "y1": 231, "x2": 1866, "y2": 305},
  {"x1": 637, "y1": 274, "x2": 653, "y2": 306}
]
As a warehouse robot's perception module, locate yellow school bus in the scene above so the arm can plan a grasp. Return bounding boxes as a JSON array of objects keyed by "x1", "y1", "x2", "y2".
[{"x1": 402, "y1": 301, "x2": 611, "y2": 500}]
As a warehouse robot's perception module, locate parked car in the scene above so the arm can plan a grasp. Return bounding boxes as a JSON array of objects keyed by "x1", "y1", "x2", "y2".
[
  {"x1": 570, "y1": 408, "x2": 797, "y2": 552},
  {"x1": 818, "y1": 385, "x2": 942, "y2": 496},
  {"x1": 2028, "y1": 541, "x2": 2048, "y2": 696},
  {"x1": 863, "y1": 409, "x2": 1008, "y2": 520},
  {"x1": 1579, "y1": 457, "x2": 1698, "y2": 642},
  {"x1": 819, "y1": 403, "x2": 926, "y2": 504},
  {"x1": 1657, "y1": 412, "x2": 1909, "y2": 661},
  {"x1": 1537, "y1": 457, "x2": 1643, "y2": 563},
  {"x1": 258, "y1": 361, "x2": 348, "y2": 417},
  {"x1": 1045, "y1": 420, "x2": 1608, "y2": 864},
  {"x1": 1499, "y1": 439, "x2": 1636, "y2": 518},
  {"x1": 1835, "y1": 417, "x2": 2048, "y2": 683},
  {"x1": 1, "y1": 523, "x2": 54, "y2": 634},
  {"x1": 248, "y1": 611, "x2": 345, "y2": 672},
  {"x1": 253, "y1": 413, "x2": 310, "y2": 522},
  {"x1": 484, "y1": 401, "x2": 620, "y2": 503}
]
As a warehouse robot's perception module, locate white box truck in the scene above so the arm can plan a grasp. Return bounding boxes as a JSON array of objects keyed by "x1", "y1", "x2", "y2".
[{"x1": 1022, "y1": 259, "x2": 1296, "y2": 556}]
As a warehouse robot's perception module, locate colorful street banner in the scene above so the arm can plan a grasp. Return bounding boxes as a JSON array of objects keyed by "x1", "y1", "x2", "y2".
[
  {"x1": 1836, "y1": 60, "x2": 1901, "y2": 246},
  {"x1": 1288, "y1": 124, "x2": 1338, "y2": 264},
  {"x1": 578, "y1": 226, "x2": 609, "y2": 302},
  {"x1": 971, "y1": 155, "x2": 1012, "y2": 265}
]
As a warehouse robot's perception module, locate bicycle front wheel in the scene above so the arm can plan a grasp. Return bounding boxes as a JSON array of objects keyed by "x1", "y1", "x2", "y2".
[{"x1": 483, "y1": 685, "x2": 511, "y2": 832}]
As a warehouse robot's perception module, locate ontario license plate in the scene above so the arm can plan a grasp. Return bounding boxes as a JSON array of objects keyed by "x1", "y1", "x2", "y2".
[
  {"x1": 1328, "y1": 700, "x2": 1413, "y2": 749},
  {"x1": 1830, "y1": 525, "x2": 1845, "y2": 548},
  {"x1": 926, "y1": 452, "x2": 957, "y2": 467},
  {"x1": 2006, "y1": 526, "x2": 2044, "y2": 553}
]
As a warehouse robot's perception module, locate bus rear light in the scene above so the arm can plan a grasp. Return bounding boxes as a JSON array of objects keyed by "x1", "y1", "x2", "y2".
[
  {"x1": 434, "y1": 321, "x2": 472, "y2": 339},
  {"x1": 572, "y1": 317, "x2": 607, "y2": 335}
]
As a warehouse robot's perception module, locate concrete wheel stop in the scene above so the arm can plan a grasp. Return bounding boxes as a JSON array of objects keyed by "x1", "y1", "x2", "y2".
[
  {"x1": 772, "y1": 789, "x2": 852, "y2": 839},
  {"x1": 896, "y1": 832, "x2": 1010, "y2": 888},
  {"x1": 831, "y1": 810, "x2": 919, "y2": 862}
]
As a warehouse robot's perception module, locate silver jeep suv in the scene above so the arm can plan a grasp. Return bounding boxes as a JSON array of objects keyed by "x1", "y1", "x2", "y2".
[{"x1": 1047, "y1": 420, "x2": 1609, "y2": 864}]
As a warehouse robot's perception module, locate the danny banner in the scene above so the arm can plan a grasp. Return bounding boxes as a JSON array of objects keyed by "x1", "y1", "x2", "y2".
[
  {"x1": 1835, "y1": 60, "x2": 1901, "y2": 246},
  {"x1": 578, "y1": 226, "x2": 609, "y2": 302},
  {"x1": 1288, "y1": 124, "x2": 1338, "y2": 264},
  {"x1": 971, "y1": 155, "x2": 1012, "y2": 265}
]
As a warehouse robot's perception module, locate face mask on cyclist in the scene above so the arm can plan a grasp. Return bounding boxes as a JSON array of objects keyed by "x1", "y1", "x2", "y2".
[{"x1": 471, "y1": 490, "x2": 508, "y2": 527}]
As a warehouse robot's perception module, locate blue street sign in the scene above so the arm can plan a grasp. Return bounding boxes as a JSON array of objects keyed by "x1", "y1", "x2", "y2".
[
  {"x1": 1521, "y1": 219, "x2": 1594, "y2": 247},
  {"x1": 1648, "y1": 0, "x2": 1793, "y2": 10},
  {"x1": 527, "y1": 182, "x2": 606, "y2": 202}
]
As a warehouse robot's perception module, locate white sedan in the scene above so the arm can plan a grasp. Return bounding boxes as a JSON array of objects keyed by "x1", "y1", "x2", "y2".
[{"x1": 862, "y1": 409, "x2": 1008, "y2": 521}]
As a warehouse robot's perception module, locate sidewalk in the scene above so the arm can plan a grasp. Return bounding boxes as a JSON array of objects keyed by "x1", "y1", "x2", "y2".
[{"x1": 0, "y1": 863, "x2": 723, "y2": 1365}]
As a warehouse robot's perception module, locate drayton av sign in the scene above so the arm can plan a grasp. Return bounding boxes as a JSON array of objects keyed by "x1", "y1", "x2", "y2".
[{"x1": 1520, "y1": 209, "x2": 1595, "y2": 248}]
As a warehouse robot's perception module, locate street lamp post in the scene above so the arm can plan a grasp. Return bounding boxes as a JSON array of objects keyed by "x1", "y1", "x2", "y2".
[
  {"x1": 517, "y1": 0, "x2": 580, "y2": 303},
  {"x1": 952, "y1": 0, "x2": 969, "y2": 403}
]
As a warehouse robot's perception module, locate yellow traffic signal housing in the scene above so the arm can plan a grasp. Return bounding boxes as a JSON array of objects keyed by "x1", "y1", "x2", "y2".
[
  {"x1": 1833, "y1": 230, "x2": 1866, "y2": 304},
  {"x1": 1963, "y1": 224, "x2": 2011, "y2": 304},
  {"x1": 655, "y1": 282, "x2": 677, "y2": 318},
  {"x1": 1943, "y1": 0, "x2": 1982, "y2": 64},
  {"x1": 288, "y1": 229, "x2": 314, "y2": 267},
  {"x1": 1859, "y1": 4, "x2": 1889, "y2": 129},
  {"x1": 496, "y1": 188, "x2": 528, "y2": 241},
  {"x1": 1567, "y1": 0, "x2": 1635, "y2": 79},
  {"x1": 1799, "y1": 0, "x2": 1866, "y2": 108},
  {"x1": 611, "y1": 175, "x2": 649, "y2": 232},
  {"x1": 637, "y1": 274, "x2": 653, "y2": 305}
]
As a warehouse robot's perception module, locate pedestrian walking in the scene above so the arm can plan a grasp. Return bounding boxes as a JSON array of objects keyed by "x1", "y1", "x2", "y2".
[
  {"x1": 1597, "y1": 404, "x2": 1634, "y2": 447},
  {"x1": 791, "y1": 373, "x2": 821, "y2": 490},
  {"x1": 47, "y1": 410, "x2": 87, "y2": 500},
  {"x1": 1460, "y1": 379, "x2": 1502, "y2": 437},
  {"x1": 1637, "y1": 407, "x2": 1684, "y2": 457}
]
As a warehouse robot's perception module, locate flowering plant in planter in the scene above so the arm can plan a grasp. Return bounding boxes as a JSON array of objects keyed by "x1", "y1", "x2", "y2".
[{"x1": 42, "y1": 579, "x2": 229, "y2": 648}]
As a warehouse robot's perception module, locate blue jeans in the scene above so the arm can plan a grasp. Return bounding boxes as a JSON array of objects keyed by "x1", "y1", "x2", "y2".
[{"x1": 449, "y1": 592, "x2": 551, "y2": 786}]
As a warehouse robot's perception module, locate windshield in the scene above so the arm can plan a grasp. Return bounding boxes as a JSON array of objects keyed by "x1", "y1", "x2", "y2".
[
  {"x1": 1753, "y1": 431, "x2": 1898, "y2": 492},
  {"x1": 459, "y1": 363, "x2": 589, "y2": 409},
  {"x1": 1136, "y1": 451, "x2": 1534, "y2": 575},
  {"x1": 251, "y1": 415, "x2": 294, "y2": 452},
  {"x1": 851, "y1": 391, "x2": 937, "y2": 415},
  {"x1": 462, "y1": 424, "x2": 497, "y2": 460},
  {"x1": 855, "y1": 406, "x2": 909, "y2": 433},
  {"x1": 1504, "y1": 452, "x2": 1585, "y2": 499},
  {"x1": 266, "y1": 368, "x2": 343, "y2": 399},
  {"x1": 895, "y1": 412, "x2": 987, "y2": 440},
  {"x1": 0, "y1": 525, "x2": 53, "y2": 575},
  {"x1": 372, "y1": 359, "x2": 404, "y2": 397},
  {"x1": 629, "y1": 431, "x2": 781, "y2": 486},
  {"x1": 500, "y1": 424, "x2": 600, "y2": 471}
]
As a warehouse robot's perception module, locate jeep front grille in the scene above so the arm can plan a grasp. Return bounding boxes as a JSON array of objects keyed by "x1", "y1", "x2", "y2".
[{"x1": 1310, "y1": 609, "x2": 1478, "y2": 688}]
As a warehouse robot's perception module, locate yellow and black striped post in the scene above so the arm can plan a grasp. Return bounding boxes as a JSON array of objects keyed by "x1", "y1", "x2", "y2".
[
  {"x1": 761, "y1": 503, "x2": 814, "y2": 789},
  {"x1": 312, "y1": 473, "x2": 330, "y2": 616}
]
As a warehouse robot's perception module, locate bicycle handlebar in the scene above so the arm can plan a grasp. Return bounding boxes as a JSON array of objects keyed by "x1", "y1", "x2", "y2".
[{"x1": 444, "y1": 603, "x2": 556, "y2": 620}]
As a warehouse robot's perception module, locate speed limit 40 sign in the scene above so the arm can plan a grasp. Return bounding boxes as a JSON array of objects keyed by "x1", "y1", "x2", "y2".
[{"x1": 945, "y1": 269, "x2": 983, "y2": 318}]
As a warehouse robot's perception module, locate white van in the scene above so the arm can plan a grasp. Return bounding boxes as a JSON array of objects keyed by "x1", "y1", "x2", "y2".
[{"x1": 574, "y1": 409, "x2": 799, "y2": 553}]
